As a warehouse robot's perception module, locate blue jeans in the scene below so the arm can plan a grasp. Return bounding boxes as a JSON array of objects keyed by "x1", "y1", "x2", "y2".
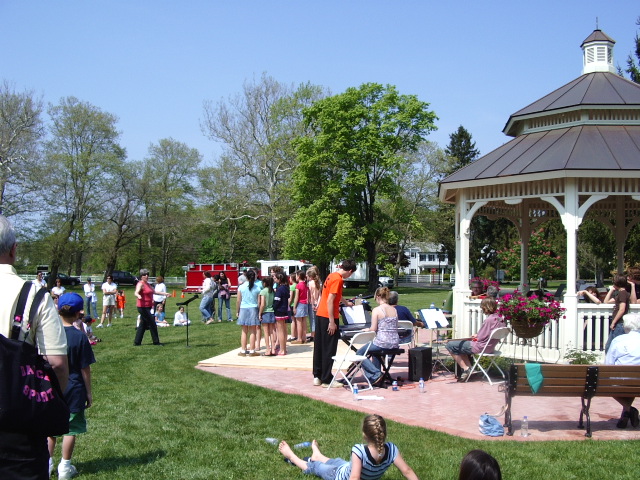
[
  {"x1": 199, "y1": 295, "x2": 213, "y2": 320},
  {"x1": 356, "y1": 342, "x2": 386, "y2": 384},
  {"x1": 85, "y1": 297, "x2": 98, "y2": 318},
  {"x1": 218, "y1": 295, "x2": 232, "y2": 320},
  {"x1": 304, "y1": 457, "x2": 348, "y2": 480},
  {"x1": 605, "y1": 322, "x2": 625, "y2": 353}
]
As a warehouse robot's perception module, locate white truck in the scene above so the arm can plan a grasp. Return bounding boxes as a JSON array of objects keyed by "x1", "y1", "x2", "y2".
[{"x1": 257, "y1": 260, "x2": 313, "y2": 277}]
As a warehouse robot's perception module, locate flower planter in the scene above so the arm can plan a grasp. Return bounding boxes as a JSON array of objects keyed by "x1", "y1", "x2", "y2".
[{"x1": 510, "y1": 318, "x2": 546, "y2": 339}]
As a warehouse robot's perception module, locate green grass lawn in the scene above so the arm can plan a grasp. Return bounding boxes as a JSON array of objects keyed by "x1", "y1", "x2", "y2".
[{"x1": 52, "y1": 286, "x2": 639, "y2": 479}]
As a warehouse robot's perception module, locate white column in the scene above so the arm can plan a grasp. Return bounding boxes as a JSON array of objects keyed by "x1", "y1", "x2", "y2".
[{"x1": 453, "y1": 192, "x2": 487, "y2": 338}]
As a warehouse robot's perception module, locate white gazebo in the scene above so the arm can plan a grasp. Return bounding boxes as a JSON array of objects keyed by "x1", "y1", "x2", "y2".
[{"x1": 439, "y1": 30, "x2": 640, "y2": 362}]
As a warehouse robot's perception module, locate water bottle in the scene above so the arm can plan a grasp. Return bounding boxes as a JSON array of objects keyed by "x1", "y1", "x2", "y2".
[
  {"x1": 294, "y1": 441, "x2": 312, "y2": 449},
  {"x1": 392, "y1": 380, "x2": 398, "y2": 391},
  {"x1": 419, "y1": 377, "x2": 425, "y2": 393},
  {"x1": 265, "y1": 437, "x2": 278, "y2": 445},
  {"x1": 352, "y1": 383, "x2": 359, "y2": 401},
  {"x1": 521, "y1": 416, "x2": 529, "y2": 437},
  {"x1": 429, "y1": 302, "x2": 435, "y2": 309}
]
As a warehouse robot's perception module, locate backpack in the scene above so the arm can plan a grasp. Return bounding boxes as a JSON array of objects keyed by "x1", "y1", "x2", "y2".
[{"x1": 0, "y1": 282, "x2": 70, "y2": 436}]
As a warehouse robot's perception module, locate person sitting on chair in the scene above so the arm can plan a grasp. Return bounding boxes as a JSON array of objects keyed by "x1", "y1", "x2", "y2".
[
  {"x1": 388, "y1": 290, "x2": 422, "y2": 327},
  {"x1": 356, "y1": 287, "x2": 399, "y2": 387},
  {"x1": 445, "y1": 298, "x2": 506, "y2": 382},
  {"x1": 605, "y1": 312, "x2": 640, "y2": 428}
]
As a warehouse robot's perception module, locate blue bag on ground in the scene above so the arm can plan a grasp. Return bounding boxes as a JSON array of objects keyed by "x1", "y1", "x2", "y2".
[{"x1": 479, "y1": 414, "x2": 504, "y2": 436}]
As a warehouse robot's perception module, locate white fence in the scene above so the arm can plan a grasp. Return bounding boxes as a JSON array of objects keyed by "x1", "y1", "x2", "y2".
[
  {"x1": 19, "y1": 274, "x2": 186, "y2": 286},
  {"x1": 397, "y1": 274, "x2": 455, "y2": 285}
]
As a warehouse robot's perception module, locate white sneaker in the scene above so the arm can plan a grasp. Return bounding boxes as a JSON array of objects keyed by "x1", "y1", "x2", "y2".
[
  {"x1": 58, "y1": 463, "x2": 78, "y2": 480},
  {"x1": 313, "y1": 377, "x2": 322, "y2": 386},
  {"x1": 96, "y1": 324, "x2": 104, "y2": 328}
]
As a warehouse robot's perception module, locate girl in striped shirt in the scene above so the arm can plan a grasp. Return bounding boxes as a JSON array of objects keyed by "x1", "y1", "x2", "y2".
[{"x1": 279, "y1": 414, "x2": 419, "y2": 480}]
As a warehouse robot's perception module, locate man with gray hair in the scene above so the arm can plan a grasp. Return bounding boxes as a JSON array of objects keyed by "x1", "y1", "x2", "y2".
[
  {"x1": 605, "y1": 312, "x2": 640, "y2": 428},
  {"x1": 0, "y1": 214, "x2": 69, "y2": 479}
]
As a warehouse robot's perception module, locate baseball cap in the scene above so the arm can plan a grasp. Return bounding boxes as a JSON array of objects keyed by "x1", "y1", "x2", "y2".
[{"x1": 58, "y1": 293, "x2": 84, "y2": 313}]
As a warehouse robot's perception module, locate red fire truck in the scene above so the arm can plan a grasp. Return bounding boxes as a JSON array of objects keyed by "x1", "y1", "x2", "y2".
[{"x1": 182, "y1": 263, "x2": 244, "y2": 295}]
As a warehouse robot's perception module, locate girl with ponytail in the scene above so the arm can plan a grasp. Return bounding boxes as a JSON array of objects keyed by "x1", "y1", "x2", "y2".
[{"x1": 278, "y1": 414, "x2": 419, "y2": 479}]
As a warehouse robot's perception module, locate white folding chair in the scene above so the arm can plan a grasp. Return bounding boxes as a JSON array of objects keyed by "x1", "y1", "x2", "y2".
[
  {"x1": 328, "y1": 331, "x2": 377, "y2": 391},
  {"x1": 398, "y1": 321, "x2": 416, "y2": 349},
  {"x1": 465, "y1": 326, "x2": 512, "y2": 385}
]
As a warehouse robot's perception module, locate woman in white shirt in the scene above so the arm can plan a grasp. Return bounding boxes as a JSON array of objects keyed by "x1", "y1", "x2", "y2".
[{"x1": 51, "y1": 278, "x2": 65, "y2": 307}]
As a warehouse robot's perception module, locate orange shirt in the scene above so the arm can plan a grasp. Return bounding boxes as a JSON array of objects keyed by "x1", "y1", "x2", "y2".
[{"x1": 316, "y1": 271, "x2": 343, "y2": 319}]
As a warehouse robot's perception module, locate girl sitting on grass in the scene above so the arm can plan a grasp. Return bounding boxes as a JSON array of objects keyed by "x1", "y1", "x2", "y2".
[{"x1": 279, "y1": 414, "x2": 419, "y2": 480}]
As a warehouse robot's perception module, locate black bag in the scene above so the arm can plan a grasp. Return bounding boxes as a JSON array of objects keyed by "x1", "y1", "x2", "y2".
[{"x1": 0, "y1": 282, "x2": 70, "y2": 436}]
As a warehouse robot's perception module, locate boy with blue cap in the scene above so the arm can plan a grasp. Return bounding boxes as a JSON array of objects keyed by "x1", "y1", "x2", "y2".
[{"x1": 48, "y1": 293, "x2": 96, "y2": 479}]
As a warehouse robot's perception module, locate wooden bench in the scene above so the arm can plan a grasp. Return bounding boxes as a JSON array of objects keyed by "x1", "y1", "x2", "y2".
[{"x1": 505, "y1": 363, "x2": 640, "y2": 437}]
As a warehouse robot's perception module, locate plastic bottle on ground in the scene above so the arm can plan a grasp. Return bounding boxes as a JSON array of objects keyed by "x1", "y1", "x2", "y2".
[
  {"x1": 265, "y1": 437, "x2": 278, "y2": 445},
  {"x1": 353, "y1": 383, "x2": 359, "y2": 401},
  {"x1": 419, "y1": 377, "x2": 425, "y2": 393},
  {"x1": 521, "y1": 416, "x2": 529, "y2": 437},
  {"x1": 294, "y1": 441, "x2": 312, "y2": 449}
]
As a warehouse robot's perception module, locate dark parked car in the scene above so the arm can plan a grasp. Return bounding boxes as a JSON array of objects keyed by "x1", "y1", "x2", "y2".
[
  {"x1": 44, "y1": 272, "x2": 81, "y2": 286},
  {"x1": 105, "y1": 270, "x2": 138, "y2": 286}
]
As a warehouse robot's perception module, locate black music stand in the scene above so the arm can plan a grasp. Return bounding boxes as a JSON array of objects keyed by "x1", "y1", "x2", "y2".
[{"x1": 176, "y1": 294, "x2": 199, "y2": 347}]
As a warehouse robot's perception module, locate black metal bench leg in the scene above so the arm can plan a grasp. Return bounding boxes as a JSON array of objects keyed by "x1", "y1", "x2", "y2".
[{"x1": 581, "y1": 398, "x2": 592, "y2": 437}]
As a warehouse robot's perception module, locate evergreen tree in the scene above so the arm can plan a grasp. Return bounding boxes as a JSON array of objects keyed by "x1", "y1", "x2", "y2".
[
  {"x1": 443, "y1": 125, "x2": 480, "y2": 175},
  {"x1": 620, "y1": 16, "x2": 640, "y2": 84}
]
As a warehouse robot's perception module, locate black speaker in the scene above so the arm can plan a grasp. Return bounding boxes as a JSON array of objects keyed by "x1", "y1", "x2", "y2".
[{"x1": 408, "y1": 347, "x2": 432, "y2": 381}]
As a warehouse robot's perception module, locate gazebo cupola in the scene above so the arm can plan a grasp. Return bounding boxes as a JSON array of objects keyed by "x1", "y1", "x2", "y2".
[{"x1": 581, "y1": 29, "x2": 616, "y2": 74}]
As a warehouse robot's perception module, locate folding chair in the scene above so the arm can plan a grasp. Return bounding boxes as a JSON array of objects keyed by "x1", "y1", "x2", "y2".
[
  {"x1": 465, "y1": 326, "x2": 511, "y2": 385},
  {"x1": 398, "y1": 320, "x2": 416, "y2": 349},
  {"x1": 328, "y1": 331, "x2": 377, "y2": 391}
]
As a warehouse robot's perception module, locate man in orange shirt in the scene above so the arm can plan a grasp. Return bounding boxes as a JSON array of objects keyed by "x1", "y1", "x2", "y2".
[{"x1": 313, "y1": 259, "x2": 358, "y2": 387}]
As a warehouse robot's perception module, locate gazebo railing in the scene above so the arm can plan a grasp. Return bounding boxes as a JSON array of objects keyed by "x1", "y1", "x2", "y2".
[{"x1": 457, "y1": 301, "x2": 638, "y2": 364}]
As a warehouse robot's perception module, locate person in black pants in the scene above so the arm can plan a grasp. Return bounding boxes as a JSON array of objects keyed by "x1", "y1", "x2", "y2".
[
  {"x1": 134, "y1": 269, "x2": 162, "y2": 346},
  {"x1": 312, "y1": 260, "x2": 357, "y2": 387}
]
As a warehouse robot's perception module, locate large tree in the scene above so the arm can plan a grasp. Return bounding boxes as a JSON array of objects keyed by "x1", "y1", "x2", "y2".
[
  {"x1": 40, "y1": 96, "x2": 125, "y2": 284},
  {"x1": 292, "y1": 83, "x2": 437, "y2": 290},
  {"x1": 201, "y1": 74, "x2": 326, "y2": 259},
  {"x1": 383, "y1": 141, "x2": 447, "y2": 281},
  {"x1": 141, "y1": 138, "x2": 201, "y2": 275},
  {"x1": 0, "y1": 81, "x2": 44, "y2": 216}
]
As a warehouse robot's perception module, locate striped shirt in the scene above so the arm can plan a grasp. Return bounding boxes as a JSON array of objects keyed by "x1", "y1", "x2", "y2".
[{"x1": 335, "y1": 442, "x2": 398, "y2": 480}]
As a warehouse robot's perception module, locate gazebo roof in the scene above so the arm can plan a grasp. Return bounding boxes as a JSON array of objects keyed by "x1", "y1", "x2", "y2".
[
  {"x1": 504, "y1": 72, "x2": 640, "y2": 136},
  {"x1": 441, "y1": 125, "x2": 640, "y2": 187}
]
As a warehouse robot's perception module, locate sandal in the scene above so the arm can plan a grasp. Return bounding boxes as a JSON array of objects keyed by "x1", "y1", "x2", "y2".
[{"x1": 277, "y1": 351, "x2": 287, "y2": 356}]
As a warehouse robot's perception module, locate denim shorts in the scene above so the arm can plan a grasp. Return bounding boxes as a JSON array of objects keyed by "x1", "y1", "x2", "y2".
[
  {"x1": 261, "y1": 312, "x2": 275, "y2": 324},
  {"x1": 237, "y1": 307, "x2": 259, "y2": 326},
  {"x1": 445, "y1": 339, "x2": 473, "y2": 355},
  {"x1": 295, "y1": 303, "x2": 308, "y2": 317}
]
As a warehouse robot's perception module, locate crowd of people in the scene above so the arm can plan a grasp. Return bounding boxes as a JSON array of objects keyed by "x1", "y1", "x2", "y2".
[{"x1": 6, "y1": 202, "x2": 640, "y2": 479}]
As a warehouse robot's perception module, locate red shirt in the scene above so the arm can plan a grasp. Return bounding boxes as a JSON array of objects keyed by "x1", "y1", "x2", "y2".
[
  {"x1": 316, "y1": 272, "x2": 343, "y2": 319},
  {"x1": 137, "y1": 281, "x2": 154, "y2": 308}
]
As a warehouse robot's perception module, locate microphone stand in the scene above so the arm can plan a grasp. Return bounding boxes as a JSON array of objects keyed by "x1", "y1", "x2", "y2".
[{"x1": 176, "y1": 294, "x2": 199, "y2": 347}]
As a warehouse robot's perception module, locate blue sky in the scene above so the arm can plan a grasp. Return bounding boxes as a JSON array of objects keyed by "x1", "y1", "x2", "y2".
[{"x1": 1, "y1": 1, "x2": 638, "y2": 163}]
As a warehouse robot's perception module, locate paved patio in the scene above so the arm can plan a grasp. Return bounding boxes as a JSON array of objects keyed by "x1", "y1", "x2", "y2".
[{"x1": 196, "y1": 331, "x2": 640, "y2": 441}]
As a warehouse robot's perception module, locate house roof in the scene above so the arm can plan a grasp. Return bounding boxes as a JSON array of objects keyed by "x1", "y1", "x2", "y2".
[{"x1": 441, "y1": 125, "x2": 640, "y2": 185}]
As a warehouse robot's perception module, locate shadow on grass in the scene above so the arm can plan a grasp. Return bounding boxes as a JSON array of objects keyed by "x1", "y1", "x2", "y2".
[{"x1": 79, "y1": 449, "x2": 167, "y2": 473}]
